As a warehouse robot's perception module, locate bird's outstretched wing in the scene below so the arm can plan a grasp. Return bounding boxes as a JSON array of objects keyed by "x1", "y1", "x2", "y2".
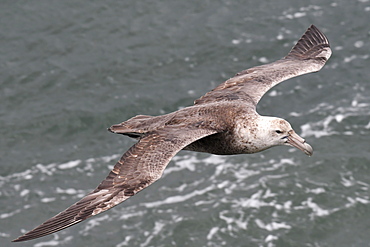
[
  {"x1": 12, "y1": 126, "x2": 219, "y2": 242},
  {"x1": 194, "y1": 25, "x2": 331, "y2": 106}
]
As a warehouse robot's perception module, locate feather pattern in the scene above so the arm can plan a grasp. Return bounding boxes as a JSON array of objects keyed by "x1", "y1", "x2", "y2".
[
  {"x1": 13, "y1": 25, "x2": 331, "y2": 242},
  {"x1": 12, "y1": 126, "x2": 218, "y2": 242},
  {"x1": 194, "y1": 25, "x2": 331, "y2": 106}
]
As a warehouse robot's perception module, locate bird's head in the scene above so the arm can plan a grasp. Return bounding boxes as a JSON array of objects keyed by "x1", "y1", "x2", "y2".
[{"x1": 247, "y1": 116, "x2": 313, "y2": 156}]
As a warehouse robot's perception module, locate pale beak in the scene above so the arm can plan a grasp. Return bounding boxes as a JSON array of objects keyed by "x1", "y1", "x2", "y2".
[{"x1": 285, "y1": 130, "x2": 313, "y2": 156}]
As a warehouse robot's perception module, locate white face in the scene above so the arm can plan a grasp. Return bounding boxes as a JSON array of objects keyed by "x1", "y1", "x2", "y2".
[
  {"x1": 266, "y1": 117, "x2": 293, "y2": 145},
  {"x1": 255, "y1": 117, "x2": 292, "y2": 146},
  {"x1": 247, "y1": 116, "x2": 313, "y2": 155}
]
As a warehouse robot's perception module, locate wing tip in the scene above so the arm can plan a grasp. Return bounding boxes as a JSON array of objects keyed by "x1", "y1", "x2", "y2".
[
  {"x1": 12, "y1": 231, "x2": 47, "y2": 242},
  {"x1": 12, "y1": 237, "x2": 23, "y2": 242},
  {"x1": 11, "y1": 219, "x2": 82, "y2": 242},
  {"x1": 12, "y1": 235, "x2": 40, "y2": 243},
  {"x1": 286, "y1": 24, "x2": 332, "y2": 61},
  {"x1": 10, "y1": 191, "x2": 102, "y2": 242}
]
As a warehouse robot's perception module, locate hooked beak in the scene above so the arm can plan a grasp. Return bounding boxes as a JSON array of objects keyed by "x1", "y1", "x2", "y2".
[{"x1": 285, "y1": 130, "x2": 313, "y2": 156}]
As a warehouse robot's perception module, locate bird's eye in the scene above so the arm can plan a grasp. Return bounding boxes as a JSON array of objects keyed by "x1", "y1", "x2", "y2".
[{"x1": 275, "y1": 130, "x2": 283, "y2": 134}]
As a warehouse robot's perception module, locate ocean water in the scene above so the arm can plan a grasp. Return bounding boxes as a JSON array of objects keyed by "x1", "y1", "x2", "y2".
[{"x1": 1, "y1": 1, "x2": 370, "y2": 247}]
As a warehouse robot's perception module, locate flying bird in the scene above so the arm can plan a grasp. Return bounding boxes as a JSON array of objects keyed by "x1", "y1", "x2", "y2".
[{"x1": 13, "y1": 25, "x2": 331, "y2": 242}]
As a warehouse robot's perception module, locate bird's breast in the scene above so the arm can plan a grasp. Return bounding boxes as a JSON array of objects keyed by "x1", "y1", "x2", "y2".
[{"x1": 183, "y1": 131, "x2": 248, "y2": 155}]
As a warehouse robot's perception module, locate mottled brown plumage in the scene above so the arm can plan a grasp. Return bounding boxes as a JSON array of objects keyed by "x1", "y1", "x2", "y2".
[{"x1": 13, "y1": 25, "x2": 331, "y2": 242}]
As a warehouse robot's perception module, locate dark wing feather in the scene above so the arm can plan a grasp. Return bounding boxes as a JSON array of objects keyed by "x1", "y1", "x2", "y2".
[
  {"x1": 12, "y1": 126, "x2": 219, "y2": 242},
  {"x1": 194, "y1": 25, "x2": 331, "y2": 106}
]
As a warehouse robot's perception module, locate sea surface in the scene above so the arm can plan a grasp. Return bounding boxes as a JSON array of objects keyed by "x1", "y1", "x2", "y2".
[{"x1": 1, "y1": 1, "x2": 370, "y2": 247}]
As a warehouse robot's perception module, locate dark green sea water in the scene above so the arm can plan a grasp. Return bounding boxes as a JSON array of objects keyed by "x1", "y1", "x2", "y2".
[{"x1": 1, "y1": 1, "x2": 370, "y2": 246}]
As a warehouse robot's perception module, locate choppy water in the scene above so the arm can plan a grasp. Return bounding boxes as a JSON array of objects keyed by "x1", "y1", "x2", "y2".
[{"x1": 1, "y1": 1, "x2": 370, "y2": 247}]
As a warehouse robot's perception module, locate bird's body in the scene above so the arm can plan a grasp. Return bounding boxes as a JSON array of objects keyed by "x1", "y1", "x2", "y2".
[
  {"x1": 13, "y1": 25, "x2": 331, "y2": 242},
  {"x1": 112, "y1": 101, "x2": 252, "y2": 155}
]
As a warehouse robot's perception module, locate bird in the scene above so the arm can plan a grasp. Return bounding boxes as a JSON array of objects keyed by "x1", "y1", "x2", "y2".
[{"x1": 13, "y1": 25, "x2": 331, "y2": 242}]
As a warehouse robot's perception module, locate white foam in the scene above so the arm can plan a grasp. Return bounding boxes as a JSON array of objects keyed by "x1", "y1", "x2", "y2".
[
  {"x1": 36, "y1": 163, "x2": 57, "y2": 176},
  {"x1": 301, "y1": 95, "x2": 370, "y2": 138},
  {"x1": 207, "y1": 227, "x2": 219, "y2": 240},
  {"x1": 232, "y1": 39, "x2": 241, "y2": 45},
  {"x1": 0, "y1": 232, "x2": 10, "y2": 237},
  {"x1": 117, "y1": 236, "x2": 133, "y2": 247},
  {"x1": 142, "y1": 184, "x2": 216, "y2": 208},
  {"x1": 118, "y1": 210, "x2": 145, "y2": 220},
  {"x1": 354, "y1": 40, "x2": 364, "y2": 48},
  {"x1": 34, "y1": 240, "x2": 60, "y2": 247},
  {"x1": 304, "y1": 197, "x2": 330, "y2": 217},
  {"x1": 300, "y1": 115, "x2": 339, "y2": 138},
  {"x1": 0, "y1": 209, "x2": 21, "y2": 219},
  {"x1": 141, "y1": 221, "x2": 166, "y2": 247},
  {"x1": 279, "y1": 6, "x2": 320, "y2": 20},
  {"x1": 344, "y1": 55, "x2": 357, "y2": 63},
  {"x1": 56, "y1": 187, "x2": 79, "y2": 195},
  {"x1": 307, "y1": 187, "x2": 325, "y2": 194},
  {"x1": 355, "y1": 197, "x2": 370, "y2": 204},
  {"x1": 164, "y1": 154, "x2": 197, "y2": 176},
  {"x1": 234, "y1": 190, "x2": 273, "y2": 209},
  {"x1": 276, "y1": 33, "x2": 284, "y2": 40},
  {"x1": 20, "y1": 189, "x2": 29, "y2": 197},
  {"x1": 34, "y1": 236, "x2": 73, "y2": 247},
  {"x1": 58, "y1": 160, "x2": 81, "y2": 169},
  {"x1": 259, "y1": 57, "x2": 269, "y2": 63},
  {"x1": 80, "y1": 214, "x2": 110, "y2": 236},
  {"x1": 219, "y1": 209, "x2": 248, "y2": 230},
  {"x1": 41, "y1": 197, "x2": 56, "y2": 203},
  {"x1": 255, "y1": 219, "x2": 291, "y2": 231},
  {"x1": 265, "y1": 234, "x2": 278, "y2": 242}
]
